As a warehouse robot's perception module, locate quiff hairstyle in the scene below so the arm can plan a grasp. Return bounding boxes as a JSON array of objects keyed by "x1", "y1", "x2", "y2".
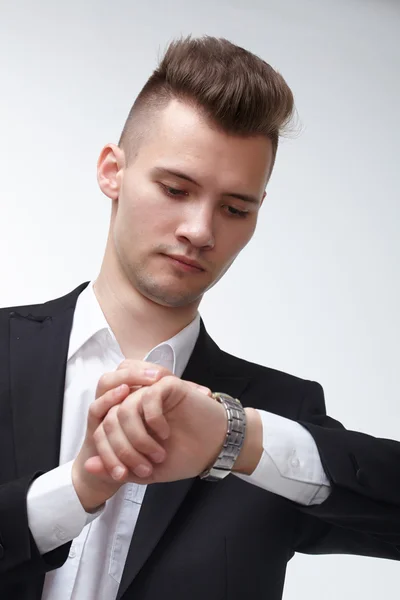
[{"x1": 119, "y1": 36, "x2": 294, "y2": 174}]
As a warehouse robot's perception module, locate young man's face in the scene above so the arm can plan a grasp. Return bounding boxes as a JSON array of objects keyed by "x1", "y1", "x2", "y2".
[{"x1": 101, "y1": 99, "x2": 273, "y2": 308}]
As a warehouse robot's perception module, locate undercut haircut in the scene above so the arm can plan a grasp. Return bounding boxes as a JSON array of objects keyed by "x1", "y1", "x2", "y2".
[{"x1": 119, "y1": 35, "x2": 295, "y2": 174}]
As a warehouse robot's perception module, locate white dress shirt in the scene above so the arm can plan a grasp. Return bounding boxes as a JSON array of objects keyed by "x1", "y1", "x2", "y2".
[{"x1": 27, "y1": 281, "x2": 330, "y2": 600}]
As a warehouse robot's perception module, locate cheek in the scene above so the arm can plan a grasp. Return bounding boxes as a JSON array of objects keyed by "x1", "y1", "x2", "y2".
[
  {"x1": 117, "y1": 181, "x2": 150, "y2": 228},
  {"x1": 220, "y1": 220, "x2": 256, "y2": 257},
  {"x1": 116, "y1": 184, "x2": 178, "y2": 244}
]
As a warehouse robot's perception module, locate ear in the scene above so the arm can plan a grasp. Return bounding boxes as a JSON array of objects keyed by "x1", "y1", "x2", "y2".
[{"x1": 97, "y1": 144, "x2": 126, "y2": 200}]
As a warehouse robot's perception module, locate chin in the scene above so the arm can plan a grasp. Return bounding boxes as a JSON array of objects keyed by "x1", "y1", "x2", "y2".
[
  {"x1": 142, "y1": 284, "x2": 203, "y2": 308},
  {"x1": 134, "y1": 270, "x2": 209, "y2": 307}
]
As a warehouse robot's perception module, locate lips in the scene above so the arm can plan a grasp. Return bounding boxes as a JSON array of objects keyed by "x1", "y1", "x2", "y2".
[{"x1": 164, "y1": 254, "x2": 205, "y2": 271}]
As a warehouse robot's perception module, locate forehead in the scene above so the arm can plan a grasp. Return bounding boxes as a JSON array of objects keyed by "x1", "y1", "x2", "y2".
[{"x1": 135, "y1": 99, "x2": 273, "y2": 192}]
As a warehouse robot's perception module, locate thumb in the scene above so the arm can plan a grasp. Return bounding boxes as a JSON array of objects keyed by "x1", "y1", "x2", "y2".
[{"x1": 84, "y1": 455, "x2": 112, "y2": 478}]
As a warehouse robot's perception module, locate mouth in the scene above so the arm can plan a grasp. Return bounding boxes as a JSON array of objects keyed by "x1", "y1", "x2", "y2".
[{"x1": 163, "y1": 254, "x2": 205, "y2": 273}]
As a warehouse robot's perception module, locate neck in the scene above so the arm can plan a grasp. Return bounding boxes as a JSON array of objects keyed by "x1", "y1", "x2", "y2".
[{"x1": 93, "y1": 263, "x2": 199, "y2": 361}]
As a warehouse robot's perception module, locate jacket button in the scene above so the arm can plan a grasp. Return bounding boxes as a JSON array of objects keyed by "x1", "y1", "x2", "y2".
[
  {"x1": 356, "y1": 468, "x2": 368, "y2": 486},
  {"x1": 0, "y1": 544, "x2": 4, "y2": 559}
]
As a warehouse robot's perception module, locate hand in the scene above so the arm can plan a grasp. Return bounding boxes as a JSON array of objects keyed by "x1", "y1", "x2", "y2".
[
  {"x1": 72, "y1": 360, "x2": 171, "y2": 511},
  {"x1": 85, "y1": 376, "x2": 228, "y2": 485}
]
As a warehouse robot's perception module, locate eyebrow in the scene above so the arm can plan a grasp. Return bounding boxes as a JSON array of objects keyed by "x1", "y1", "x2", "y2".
[{"x1": 153, "y1": 167, "x2": 260, "y2": 206}]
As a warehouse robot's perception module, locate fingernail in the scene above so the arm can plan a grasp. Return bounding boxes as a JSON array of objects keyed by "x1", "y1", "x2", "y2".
[
  {"x1": 198, "y1": 386, "x2": 211, "y2": 394},
  {"x1": 134, "y1": 464, "x2": 152, "y2": 478},
  {"x1": 144, "y1": 369, "x2": 159, "y2": 379},
  {"x1": 112, "y1": 466, "x2": 126, "y2": 480},
  {"x1": 150, "y1": 451, "x2": 165, "y2": 463}
]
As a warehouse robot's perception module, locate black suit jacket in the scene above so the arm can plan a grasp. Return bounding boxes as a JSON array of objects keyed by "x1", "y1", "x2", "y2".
[{"x1": 0, "y1": 282, "x2": 399, "y2": 600}]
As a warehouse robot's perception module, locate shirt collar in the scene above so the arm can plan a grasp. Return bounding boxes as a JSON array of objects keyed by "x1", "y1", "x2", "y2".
[{"x1": 67, "y1": 281, "x2": 200, "y2": 377}]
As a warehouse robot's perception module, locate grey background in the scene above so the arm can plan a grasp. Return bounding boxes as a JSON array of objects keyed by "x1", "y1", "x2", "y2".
[{"x1": 1, "y1": 0, "x2": 399, "y2": 598}]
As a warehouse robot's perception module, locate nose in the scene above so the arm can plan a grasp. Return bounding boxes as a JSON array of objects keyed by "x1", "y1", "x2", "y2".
[{"x1": 175, "y1": 204, "x2": 215, "y2": 249}]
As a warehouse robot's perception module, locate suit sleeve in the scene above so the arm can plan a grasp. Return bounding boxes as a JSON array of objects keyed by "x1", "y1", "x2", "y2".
[
  {"x1": 292, "y1": 381, "x2": 400, "y2": 560},
  {"x1": 0, "y1": 472, "x2": 70, "y2": 584}
]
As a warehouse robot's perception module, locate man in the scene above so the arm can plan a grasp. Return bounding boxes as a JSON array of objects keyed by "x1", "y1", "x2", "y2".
[{"x1": 0, "y1": 35, "x2": 399, "y2": 600}]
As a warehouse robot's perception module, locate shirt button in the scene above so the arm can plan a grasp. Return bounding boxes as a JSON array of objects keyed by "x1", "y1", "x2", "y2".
[
  {"x1": 356, "y1": 468, "x2": 368, "y2": 486},
  {"x1": 290, "y1": 457, "x2": 300, "y2": 469},
  {"x1": 69, "y1": 547, "x2": 76, "y2": 559}
]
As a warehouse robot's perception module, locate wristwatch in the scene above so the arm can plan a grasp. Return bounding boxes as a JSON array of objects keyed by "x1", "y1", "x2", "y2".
[{"x1": 199, "y1": 392, "x2": 247, "y2": 482}]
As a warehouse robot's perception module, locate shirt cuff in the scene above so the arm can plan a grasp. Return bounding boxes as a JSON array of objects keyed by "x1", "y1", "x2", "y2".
[
  {"x1": 27, "y1": 460, "x2": 104, "y2": 554},
  {"x1": 234, "y1": 409, "x2": 331, "y2": 505}
]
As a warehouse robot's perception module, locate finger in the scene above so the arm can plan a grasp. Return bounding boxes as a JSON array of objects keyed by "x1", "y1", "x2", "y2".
[
  {"x1": 87, "y1": 427, "x2": 129, "y2": 482},
  {"x1": 186, "y1": 381, "x2": 212, "y2": 396},
  {"x1": 96, "y1": 364, "x2": 165, "y2": 399},
  {"x1": 117, "y1": 359, "x2": 172, "y2": 377},
  {"x1": 139, "y1": 386, "x2": 170, "y2": 441},
  {"x1": 150, "y1": 375, "x2": 189, "y2": 414},
  {"x1": 87, "y1": 384, "x2": 130, "y2": 434},
  {"x1": 84, "y1": 455, "x2": 118, "y2": 480},
  {"x1": 114, "y1": 399, "x2": 168, "y2": 462},
  {"x1": 93, "y1": 420, "x2": 154, "y2": 480}
]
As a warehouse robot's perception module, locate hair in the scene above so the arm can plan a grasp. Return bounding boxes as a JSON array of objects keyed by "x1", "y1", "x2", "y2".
[{"x1": 119, "y1": 36, "x2": 295, "y2": 174}]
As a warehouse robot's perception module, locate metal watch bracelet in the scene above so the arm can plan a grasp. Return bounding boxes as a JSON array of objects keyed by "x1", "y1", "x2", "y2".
[{"x1": 199, "y1": 392, "x2": 247, "y2": 482}]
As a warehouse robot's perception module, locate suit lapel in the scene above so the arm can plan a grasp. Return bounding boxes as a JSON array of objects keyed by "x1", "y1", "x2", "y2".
[
  {"x1": 9, "y1": 283, "x2": 87, "y2": 477},
  {"x1": 117, "y1": 322, "x2": 249, "y2": 599}
]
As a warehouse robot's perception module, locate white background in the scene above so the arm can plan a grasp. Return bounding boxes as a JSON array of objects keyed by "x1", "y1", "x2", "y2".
[{"x1": 1, "y1": 0, "x2": 399, "y2": 598}]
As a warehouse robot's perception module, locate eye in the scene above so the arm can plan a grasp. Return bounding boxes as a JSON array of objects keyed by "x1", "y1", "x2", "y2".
[
  {"x1": 224, "y1": 206, "x2": 249, "y2": 218},
  {"x1": 160, "y1": 184, "x2": 187, "y2": 198}
]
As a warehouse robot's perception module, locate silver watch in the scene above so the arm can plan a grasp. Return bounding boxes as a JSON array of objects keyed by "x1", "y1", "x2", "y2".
[{"x1": 200, "y1": 392, "x2": 246, "y2": 482}]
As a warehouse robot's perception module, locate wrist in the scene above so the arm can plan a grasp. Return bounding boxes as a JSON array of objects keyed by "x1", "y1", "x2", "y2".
[
  {"x1": 71, "y1": 460, "x2": 121, "y2": 512},
  {"x1": 232, "y1": 408, "x2": 263, "y2": 475}
]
